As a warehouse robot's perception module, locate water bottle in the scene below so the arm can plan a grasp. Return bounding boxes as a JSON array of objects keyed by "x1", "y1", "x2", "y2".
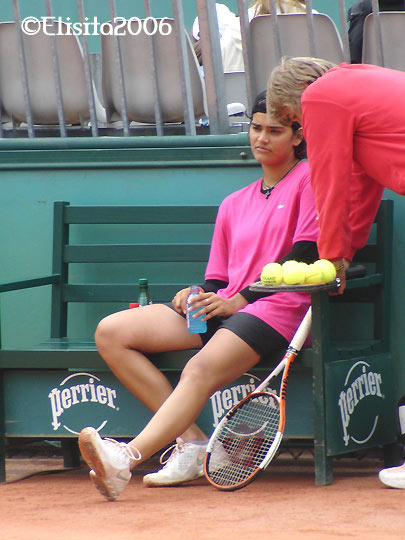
[
  {"x1": 187, "y1": 285, "x2": 207, "y2": 334},
  {"x1": 138, "y1": 278, "x2": 152, "y2": 306}
]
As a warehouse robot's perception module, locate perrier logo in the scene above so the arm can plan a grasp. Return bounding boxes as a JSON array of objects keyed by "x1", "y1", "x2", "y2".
[{"x1": 337, "y1": 360, "x2": 384, "y2": 446}]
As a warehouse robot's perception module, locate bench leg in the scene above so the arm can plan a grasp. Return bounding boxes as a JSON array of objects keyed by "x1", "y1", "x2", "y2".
[
  {"x1": 311, "y1": 292, "x2": 334, "y2": 486},
  {"x1": 61, "y1": 438, "x2": 81, "y2": 468},
  {"x1": 314, "y1": 442, "x2": 333, "y2": 486}
]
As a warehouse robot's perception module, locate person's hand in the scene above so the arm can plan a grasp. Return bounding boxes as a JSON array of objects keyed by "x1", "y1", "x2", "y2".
[
  {"x1": 329, "y1": 259, "x2": 350, "y2": 295},
  {"x1": 188, "y1": 292, "x2": 248, "y2": 320},
  {"x1": 172, "y1": 287, "x2": 191, "y2": 314}
]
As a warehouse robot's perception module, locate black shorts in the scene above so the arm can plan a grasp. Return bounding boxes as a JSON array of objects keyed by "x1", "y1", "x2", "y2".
[{"x1": 164, "y1": 303, "x2": 288, "y2": 360}]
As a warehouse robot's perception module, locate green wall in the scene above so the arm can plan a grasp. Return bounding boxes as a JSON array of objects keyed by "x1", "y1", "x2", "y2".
[
  {"x1": 1, "y1": 1, "x2": 404, "y2": 402},
  {"x1": 0, "y1": 134, "x2": 260, "y2": 347},
  {"x1": 1, "y1": 135, "x2": 405, "y2": 403}
]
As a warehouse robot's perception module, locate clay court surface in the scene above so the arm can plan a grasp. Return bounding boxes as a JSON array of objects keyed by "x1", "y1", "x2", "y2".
[{"x1": 1, "y1": 446, "x2": 405, "y2": 540}]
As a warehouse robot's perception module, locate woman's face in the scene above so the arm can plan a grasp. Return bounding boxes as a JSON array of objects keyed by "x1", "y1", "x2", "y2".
[{"x1": 249, "y1": 112, "x2": 302, "y2": 166}]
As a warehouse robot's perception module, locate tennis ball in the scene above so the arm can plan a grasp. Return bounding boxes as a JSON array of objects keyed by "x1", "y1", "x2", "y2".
[
  {"x1": 261, "y1": 262, "x2": 283, "y2": 286},
  {"x1": 282, "y1": 262, "x2": 305, "y2": 285},
  {"x1": 305, "y1": 264, "x2": 324, "y2": 284},
  {"x1": 314, "y1": 259, "x2": 337, "y2": 283},
  {"x1": 297, "y1": 262, "x2": 309, "y2": 273},
  {"x1": 282, "y1": 260, "x2": 298, "y2": 270}
]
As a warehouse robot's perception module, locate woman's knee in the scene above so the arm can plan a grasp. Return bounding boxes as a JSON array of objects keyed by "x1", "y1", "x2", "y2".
[
  {"x1": 179, "y1": 356, "x2": 218, "y2": 397},
  {"x1": 94, "y1": 314, "x2": 127, "y2": 351}
]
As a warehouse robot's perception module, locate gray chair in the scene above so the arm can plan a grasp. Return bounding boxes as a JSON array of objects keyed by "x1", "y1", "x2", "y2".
[
  {"x1": 250, "y1": 13, "x2": 345, "y2": 94},
  {"x1": 224, "y1": 71, "x2": 248, "y2": 109},
  {"x1": 0, "y1": 21, "x2": 105, "y2": 126},
  {"x1": 223, "y1": 71, "x2": 249, "y2": 122},
  {"x1": 101, "y1": 18, "x2": 205, "y2": 124},
  {"x1": 362, "y1": 12, "x2": 405, "y2": 70}
]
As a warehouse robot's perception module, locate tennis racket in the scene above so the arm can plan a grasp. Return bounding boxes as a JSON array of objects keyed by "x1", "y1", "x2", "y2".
[{"x1": 204, "y1": 306, "x2": 312, "y2": 491}]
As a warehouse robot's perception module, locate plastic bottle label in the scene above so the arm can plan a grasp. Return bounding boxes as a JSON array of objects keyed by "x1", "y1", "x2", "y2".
[{"x1": 187, "y1": 292, "x2": 207, "y2": 334}]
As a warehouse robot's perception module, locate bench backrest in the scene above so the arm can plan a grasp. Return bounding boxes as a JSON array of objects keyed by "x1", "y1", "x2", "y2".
[
  {"x1": 330, "y1": 198, "x2": 393, "y2": 352},
  {"x1": 50, "y1": 199, "x2": 393, "y2": 349},
  {"x1": 51, "y1": 201, "x2": 218, "y2": 337}
]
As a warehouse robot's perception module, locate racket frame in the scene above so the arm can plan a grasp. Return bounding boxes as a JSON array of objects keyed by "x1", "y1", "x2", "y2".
[
  {"x1": 249, "y1": 278, "x2": 340, "y2": 293},
  {"x1": 204, "y1": 307, "x2": 312, "y2": 491}
]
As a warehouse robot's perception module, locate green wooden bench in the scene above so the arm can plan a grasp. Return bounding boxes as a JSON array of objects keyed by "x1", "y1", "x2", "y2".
[{"x1": 0, "y1": 199, "x2": 398, "y2": 485}]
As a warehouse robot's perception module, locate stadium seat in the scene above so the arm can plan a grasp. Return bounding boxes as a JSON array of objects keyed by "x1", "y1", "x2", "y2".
[
  {"x1": 250, "y1": 13, "x2": 345, "y2": 93},
  {"x1": 0, "y1": 21, "x2": 105, "y2": 127},
  {"x1": 362, "y1": 12, "x2": 405, "y2": 71},
  {"x1": 224, "y1": 71, "x2": 248, "y2": 109},
  {"x1": 100, "y1": 18, "x2": 206, "y2": 124}
]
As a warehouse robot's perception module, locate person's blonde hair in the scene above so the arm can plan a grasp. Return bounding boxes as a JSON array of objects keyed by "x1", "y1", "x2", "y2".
[
  {"x1": 250, "y1": 0, "x2": 306, "y2": 16},
  {"x1": 267, "y1": 56, "x2": 337, "y2": 124}
]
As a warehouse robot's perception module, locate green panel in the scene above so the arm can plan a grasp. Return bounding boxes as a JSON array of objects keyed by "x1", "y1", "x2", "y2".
[
  {"x1": 0, "y1": 134, "x2": 255, "y2": 169},
  {"x1": 4, "y1": 366, "x2": 314, "y2": 439},
  {"x1": 325, "y1": 354, "x2": 397, "y2": 456}
]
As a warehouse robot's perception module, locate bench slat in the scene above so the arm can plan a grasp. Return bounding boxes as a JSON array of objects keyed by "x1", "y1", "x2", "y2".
[
  {"x1": 62, "y1": 284, "x2": 191, "y2": 302},
  {"x1": 0, "y1": 340, "x2": 314, "y2": 370},
  {"x1": 64, "y1": 205, "x2": 218, "y2": 224},
  {"x1": 64, "y1": 244, "x2": 211, "y2": 263}
]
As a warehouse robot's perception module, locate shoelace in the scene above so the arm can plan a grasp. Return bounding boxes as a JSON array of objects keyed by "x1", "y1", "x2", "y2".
[
  {"x1": 104, "y1": 438, "x2": 142, "y2": 462},
  {"x1": 159, "y1": 438, "x2": 185, "y2": 466}
]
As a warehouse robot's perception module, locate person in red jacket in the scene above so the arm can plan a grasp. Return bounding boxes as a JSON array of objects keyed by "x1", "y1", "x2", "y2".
[{"x1": 267, "y1": 57, "x2": 405, "y2": 293}]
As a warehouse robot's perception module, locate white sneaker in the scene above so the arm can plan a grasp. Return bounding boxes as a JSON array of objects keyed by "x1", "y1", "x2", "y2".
[
  {"x1": 79, "y1": 427, "x2": 141, "y2": 501},
  {"x1": 206, "y1": 443, "x2": 233, "y2": 472},
  {"x1": 379, "y1": 462, "x2": 405, "y2": 489},
  {"x1": 143, "y1": 438, "x2": 207, "y2": 487}
]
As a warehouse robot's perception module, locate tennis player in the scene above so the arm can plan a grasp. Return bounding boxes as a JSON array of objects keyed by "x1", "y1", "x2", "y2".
[
  {"x1": 78, "y1": 91, "x2": 319, "y2": 501},
  {"x1": 267, "y1": 57, "x2": 405, "y2": 294}
]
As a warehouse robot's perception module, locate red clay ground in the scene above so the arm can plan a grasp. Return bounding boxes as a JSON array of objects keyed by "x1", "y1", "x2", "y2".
[{"x1": 1, "y1": 450, "x2": 405, "y2": 540}]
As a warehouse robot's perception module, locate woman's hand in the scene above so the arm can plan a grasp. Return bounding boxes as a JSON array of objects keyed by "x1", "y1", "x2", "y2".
[
  {"x1": 329, "y1": 258, "x2": 350, "y2": 295},
  {"x1": 172, "y1": 287, "x2": 191, "y2": 314},
  {"x1": 187, "y1": 291, "x2": 248, "y2": 321}
]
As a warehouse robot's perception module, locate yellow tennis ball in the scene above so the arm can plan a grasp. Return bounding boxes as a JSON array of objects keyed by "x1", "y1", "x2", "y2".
[
  {"x1": 283, "y1": 264, "x2": 305, "y2": 285},
  {"x1": 297, "y1": 262, "x2": 309, "y2": 273},
  {"x1": 282, "y1": 260, "x2": 299, "y2": 270},
  {"x1": 314, "y1": 259, "x2": 337, "y2": 283},
  {"x1": 261, "y1": 262, "x2": 283, "y2": 286},
  {"x1": 305, "y1": 264, "x2": 324, "y2": 284}
]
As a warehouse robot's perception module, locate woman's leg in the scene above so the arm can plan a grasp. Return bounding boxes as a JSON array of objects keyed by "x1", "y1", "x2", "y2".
[
  {"x1": 127, "y1": 327, "x2": 261, "y2": 465},
  {"x1": 79, "y1": 324, "x2": 266, "y2": 499},
  {"x1": 95, "y1": 304, "x2": 207, "y2": 441}
]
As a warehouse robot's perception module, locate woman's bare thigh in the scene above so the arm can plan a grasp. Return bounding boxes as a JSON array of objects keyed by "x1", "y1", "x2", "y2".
[
  {"x1": 181, "y1": 328, "x2": 261, "y2": 395},
  {"x1": 97, "y1": 303, "x2": 203, "y2": 353}
]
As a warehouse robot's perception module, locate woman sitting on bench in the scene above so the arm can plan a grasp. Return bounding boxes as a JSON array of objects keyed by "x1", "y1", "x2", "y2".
[{"x1": 78, "y1": 90, "x2": 319, "y2": 501}]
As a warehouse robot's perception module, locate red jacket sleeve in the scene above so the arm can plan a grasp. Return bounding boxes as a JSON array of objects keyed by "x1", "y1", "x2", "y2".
[{"x1": 302, "y1": 98, "x2": 383, "y2": 261}]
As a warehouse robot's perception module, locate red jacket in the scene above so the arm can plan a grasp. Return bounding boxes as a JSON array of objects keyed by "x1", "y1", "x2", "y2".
[{"x1": 302, "y1": 62, "x2": 405, "y2": 261}]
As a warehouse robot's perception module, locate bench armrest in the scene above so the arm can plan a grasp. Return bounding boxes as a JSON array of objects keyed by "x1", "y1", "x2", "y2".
[
  {"x1": 344, "y1": 273, "x2": 383, "y2": 290},
  {"x1": 0, "y1": 274, "x2": 60, "y2": 293}
]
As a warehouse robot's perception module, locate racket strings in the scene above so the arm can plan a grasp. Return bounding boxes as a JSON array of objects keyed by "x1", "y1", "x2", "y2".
[{"x1": 206, "y1": 394, "x2": 280, "y2": 488}]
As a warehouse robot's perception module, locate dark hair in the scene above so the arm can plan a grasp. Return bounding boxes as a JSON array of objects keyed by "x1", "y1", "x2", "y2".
[
  {"x1": 250, "y1": 91, "x2": 307, "y2": 160},
  {"x1": 251, "y1": 90, "x2": 267, "y2": 116}
]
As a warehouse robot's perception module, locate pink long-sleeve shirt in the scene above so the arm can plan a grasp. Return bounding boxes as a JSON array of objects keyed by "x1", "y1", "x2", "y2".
[
  {"x1": 301, "y1": 63, "x2": 405, "y2": 261},
  {"x1": 205, "y1": 160, "x2": 318, "y2": 342}
]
